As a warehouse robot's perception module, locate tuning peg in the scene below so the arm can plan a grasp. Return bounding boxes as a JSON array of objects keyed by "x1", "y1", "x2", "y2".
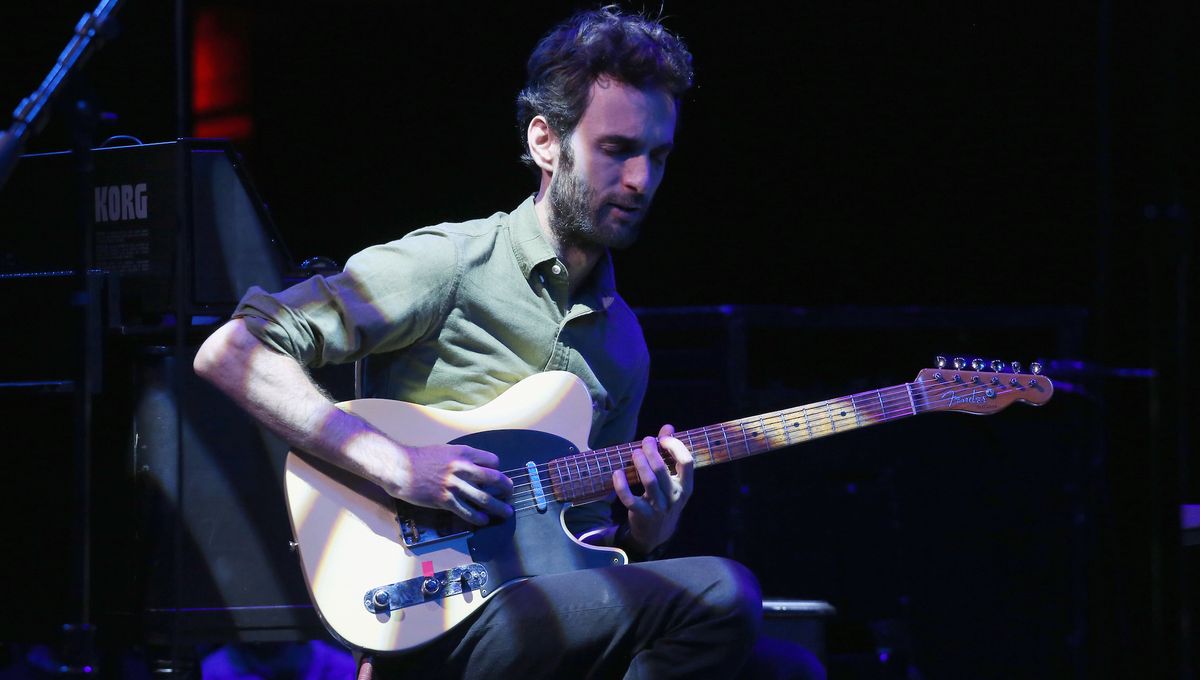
[
  {"x1": 1030, "y1": 361, "x2": 1042, "y2": 375},
  {"x1": 971, "y1": 358, "x2": 985, "y2": 371},
  {"x1": 935, "y1": 356, "x2": 947, "y2": 369},
  {"x1": 953, "y1": 357, "x2": 966, "y2": 370},
  {"x1": 1011, "y1": 361, "x2": 1023, "y2": 374},
  {"x1": 991, "y1": 360, "x2": 1004, "y2": 372}
]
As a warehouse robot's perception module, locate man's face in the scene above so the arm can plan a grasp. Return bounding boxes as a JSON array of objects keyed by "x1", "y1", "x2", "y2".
[{"x1": 549, "y1": 78, "x2": 677, "y2": 250}]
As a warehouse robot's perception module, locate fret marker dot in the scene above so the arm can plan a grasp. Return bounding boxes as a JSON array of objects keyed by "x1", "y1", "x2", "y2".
[{"x1": 840, "y1": 411, "x2": 846, "y2": 417}]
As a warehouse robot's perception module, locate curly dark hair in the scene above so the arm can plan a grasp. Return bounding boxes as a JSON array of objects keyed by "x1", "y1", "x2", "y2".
[{"x1": 516, "y1": 6, "x2": 694, "y2": 171}]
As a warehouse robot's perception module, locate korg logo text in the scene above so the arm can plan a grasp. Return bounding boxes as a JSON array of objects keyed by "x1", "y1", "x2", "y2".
[{"x1": 95, "y1": 183, "x2": 148, "y2": 223}]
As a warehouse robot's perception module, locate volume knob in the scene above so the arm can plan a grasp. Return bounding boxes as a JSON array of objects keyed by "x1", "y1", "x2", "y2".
[{"x1": 371, "y1": 589, "x2": 390, "y2": 609}]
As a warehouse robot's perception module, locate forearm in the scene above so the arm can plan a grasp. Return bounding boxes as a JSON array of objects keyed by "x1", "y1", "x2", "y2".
[{"x1": 193, "y1": 318, "x2": 408, "y2": 496}]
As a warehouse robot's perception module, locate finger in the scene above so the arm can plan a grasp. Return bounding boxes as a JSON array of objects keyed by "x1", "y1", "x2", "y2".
[
  {"x1": 484, "y1": 467, "x2": 516, "y2": 497},
  {"x1": 657, "y1": 435, "x2": 695, "y2": 499},
  {"x1": 641, "y1": 436, "x2": 672, "y2": 497},
  {"x1": 634, "y1": 440, "x2": 668, "y2": 507},
  {"x1": 462, "y1": 446, "x2": 501, "y2": 469},
  {"x1": 657, "y1": 424, "x2": 678, "y2": 472},
  {"x1": 457, "y1": 461, "x2": 515, "y2": 497},
  {"x1": 612, "y1": 467, "x2": 646, "y2": 512},
  {"x1": 482, "y1": 476, "x2": 514, "y2": 500},
  {"x1": 452, "y1": 477, "x2": 513, "y2": 520},
  {"x1": 445, "y1": 492, "x2": 490, "y2": 526}
]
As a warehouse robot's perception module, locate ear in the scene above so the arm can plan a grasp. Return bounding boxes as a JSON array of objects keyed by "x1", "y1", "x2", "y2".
[{"x1": 527, "y1": 116, "x2": 559, "y2": 173}]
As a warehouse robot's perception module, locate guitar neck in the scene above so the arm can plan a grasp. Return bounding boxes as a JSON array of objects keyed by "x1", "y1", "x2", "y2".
[{"x1": 550, "y1": 380, "x2": 931, "y2": 504}]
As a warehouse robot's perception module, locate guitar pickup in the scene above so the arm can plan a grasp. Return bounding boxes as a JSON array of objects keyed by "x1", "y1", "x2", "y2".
[{"x1": 363, "y1": 564, "x2": 489, "y2": 613}]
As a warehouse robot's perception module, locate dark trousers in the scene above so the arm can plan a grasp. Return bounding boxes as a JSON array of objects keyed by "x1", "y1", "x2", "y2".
[{"x1": 366, "y1": 556, "x2": 762, "y2": 679}]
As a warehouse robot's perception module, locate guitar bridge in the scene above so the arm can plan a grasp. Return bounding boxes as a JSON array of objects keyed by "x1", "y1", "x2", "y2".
[
  {"x1": 364, "y1": 564, "x2": 489, "y2": 613},
  {"x1": 396, "y1": 503, "x2": 472, "y2": 548}
]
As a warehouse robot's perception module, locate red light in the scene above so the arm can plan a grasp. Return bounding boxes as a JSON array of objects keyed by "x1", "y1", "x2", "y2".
[
  {"x1": 192, "y1": 6, "x2": 252, "y2": 140},
  {"x1": 195, "y1": 114, "x2": 254, "y2": 140}
]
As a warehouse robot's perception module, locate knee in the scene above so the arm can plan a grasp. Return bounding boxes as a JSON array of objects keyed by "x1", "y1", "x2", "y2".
[{"x1": 692, "y1": 557, "x2": 763, "y2": 641}]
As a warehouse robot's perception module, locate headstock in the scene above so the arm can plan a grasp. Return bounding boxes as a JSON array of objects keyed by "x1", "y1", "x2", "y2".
[{"x1": 917, "y1": 356, "x2": 1053, "y2": 415}]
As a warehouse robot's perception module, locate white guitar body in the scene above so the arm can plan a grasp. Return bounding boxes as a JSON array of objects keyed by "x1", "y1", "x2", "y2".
[{"x1": 284, "y1": 371, "x2": 627, "y2": 654}]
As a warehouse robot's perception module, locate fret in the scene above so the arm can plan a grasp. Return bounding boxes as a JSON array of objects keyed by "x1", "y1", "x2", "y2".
[
  {"x1": 802, "y1": 407, "x2": 814, "y2": 439},
  {"x1": 579, "y1": 454, "x2": 592, "y2": 496},
  {"x1": 701, "y1": 426, "x2": 715, "y2": 465},
  {"x1": 780, "y1": 411, "x2": 793, "y2": 446},
  {"x1": 826, "y1": 402, "x2": 837, "y2": 432},
  {"x1": 592, "y1": 453, "x2": 604, "y2": 492},
  {"x1": 588, "y1": 454, "x2": 600, "y2": 494},
  {"x1": 715, "y1": 427, "x2": 726, "y2": 459},
  {"x1": 715, "y1": 427, "x2": 731, "y2": 463},
  {"x1": 571, "y1": 456, "x2": 585, "y2": 499},
  {"x1": 757, "y1": 415, "x2": 768, "y2": 451},
  {"x1": 682, "y1": 431, "x2": 698, "y2": 467},
  {"x1": 905, "y1": 382, "x2": 918, "y2": 415},
  {"x1": 552, "y1": 458, "x2": 567, "y2": 501},
  {"x1": 851, "y1": 396, "x2": 863, "y2": 428},
  {"x1": 877, "y1": 390, "x2": 888, "y2": 420}
]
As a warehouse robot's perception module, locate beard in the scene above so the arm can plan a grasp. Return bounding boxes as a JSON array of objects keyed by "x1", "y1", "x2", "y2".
[{"x1": 548, "y1": 143, "x2": 644, "y2": 251}]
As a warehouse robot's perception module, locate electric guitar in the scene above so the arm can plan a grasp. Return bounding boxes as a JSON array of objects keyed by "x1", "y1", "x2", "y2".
[{"x1": 284, "y1": 360, "x2": 1053, "y2": 653}]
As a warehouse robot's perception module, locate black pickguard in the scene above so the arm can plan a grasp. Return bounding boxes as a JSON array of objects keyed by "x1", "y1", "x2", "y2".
[{"x1": 446, "y1": 429, "x2": 625, "y2": 587}]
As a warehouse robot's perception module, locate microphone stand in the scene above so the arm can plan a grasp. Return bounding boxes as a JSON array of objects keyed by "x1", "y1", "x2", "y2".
[
  {"x1": 0, "y1": 1, "x2": 126, "y2": 673},
  {"x1": 0, "y1": 0, "x2": 125, "y2": 191}
]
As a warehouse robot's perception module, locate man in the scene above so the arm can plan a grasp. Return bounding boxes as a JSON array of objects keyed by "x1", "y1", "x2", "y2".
[{"x1": 195, "y1": 7, "x2": 764, "y2": 678}]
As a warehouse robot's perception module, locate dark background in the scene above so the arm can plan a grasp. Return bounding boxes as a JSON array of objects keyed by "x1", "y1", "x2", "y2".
[{"x1": 1, "y1": 1, "x2": 1196, "y2": 678}]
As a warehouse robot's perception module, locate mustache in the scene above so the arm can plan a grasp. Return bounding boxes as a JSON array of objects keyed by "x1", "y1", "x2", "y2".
[{"x1": 604, "y1": 193, "x2": 646, "y2": 210}]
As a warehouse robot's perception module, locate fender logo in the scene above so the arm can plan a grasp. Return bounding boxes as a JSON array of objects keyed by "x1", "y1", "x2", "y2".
[{"x1": 943, "y1": 389, "x2": 988, "y2": 407}]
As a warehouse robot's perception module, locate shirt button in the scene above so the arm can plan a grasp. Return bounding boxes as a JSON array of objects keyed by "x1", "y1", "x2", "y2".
[{"x1": 551, "y1": 264, "x2": 562, "y2": 276}]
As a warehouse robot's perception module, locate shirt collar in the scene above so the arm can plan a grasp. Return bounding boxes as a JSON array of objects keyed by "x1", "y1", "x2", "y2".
[
  {"x1": 508, "y1": 195, "x2": 617, "y2": 311},
  {"x1": 508, "y1": 195, "x2": 557, "y2": 279}
]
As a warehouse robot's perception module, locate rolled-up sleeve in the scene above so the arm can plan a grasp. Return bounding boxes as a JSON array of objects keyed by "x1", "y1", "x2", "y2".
[{"x1": 233, "y1": 228, "x2": 461, "y2": 368}]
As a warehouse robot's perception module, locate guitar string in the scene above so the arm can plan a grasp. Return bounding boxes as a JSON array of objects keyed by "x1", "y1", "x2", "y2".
[
  {"x1": 499, "y1": 388, "x2": 1014, "y2": 516},
  {"x1": 501, "y1": 377, "x2": 1022, "y2": 497},
  {"x1": 496, "y1": 378, "x2": 1040, "y2": 515},
  {"x1": 496, "y1": 381, "x2": 921, "y2": 478},
  {"x1": 500, "y1": 375, "x2": 1015, "y2": 484}
]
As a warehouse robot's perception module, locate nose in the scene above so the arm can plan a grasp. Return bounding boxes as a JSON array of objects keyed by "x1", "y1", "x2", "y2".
[{"x1": 622, "y1": 154, "x2": 653, "y2": 195}]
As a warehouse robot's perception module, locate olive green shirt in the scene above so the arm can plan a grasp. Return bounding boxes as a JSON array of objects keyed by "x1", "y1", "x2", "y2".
[{"x1": 233, "y1": 196, "x2": 650, "y2": 536}]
